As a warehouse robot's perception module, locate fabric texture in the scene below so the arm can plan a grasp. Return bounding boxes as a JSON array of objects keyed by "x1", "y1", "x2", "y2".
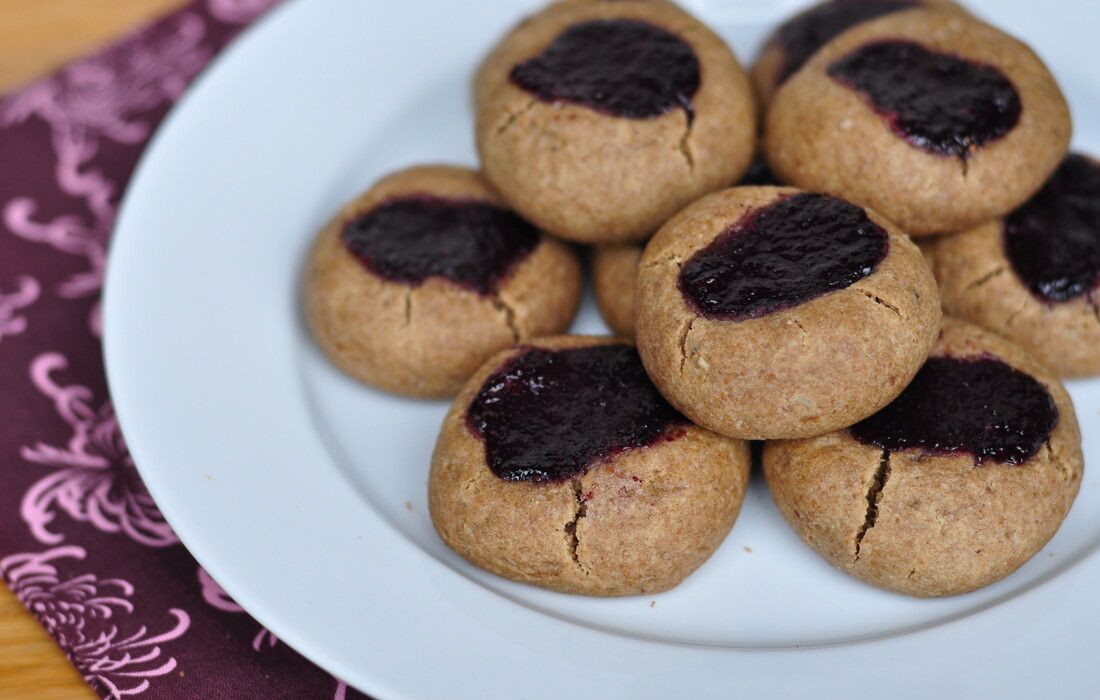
[{"x1": 0, "y1": 1, "x2": 369, "y2": 697}]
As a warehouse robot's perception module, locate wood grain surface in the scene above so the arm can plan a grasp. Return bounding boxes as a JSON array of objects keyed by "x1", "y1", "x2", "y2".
[{"x1": 0, "y1": 2, "x2": 186, "y2": 697}]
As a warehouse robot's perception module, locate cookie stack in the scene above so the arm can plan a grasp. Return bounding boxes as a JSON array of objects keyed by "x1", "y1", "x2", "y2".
[{"x1": 303, "y1": 0, "x2": 1092, "y2": 599}]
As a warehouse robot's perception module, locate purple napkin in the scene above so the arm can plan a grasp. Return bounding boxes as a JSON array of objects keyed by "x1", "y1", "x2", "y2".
[{"x1": 0, "y1": 2, "x2": 370, "y2": 697}]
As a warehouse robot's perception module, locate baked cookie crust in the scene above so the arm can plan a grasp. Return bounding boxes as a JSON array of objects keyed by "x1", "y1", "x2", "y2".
[
  {"x1": 305, "y1": 165, "x2": 582, "y2": 398},
  {"x1": 476, "y1": 0, "x2": 756, "y2": 244},
  {"x1": 764, "y1": 319, "x2": 1083, "y2": 597},
  {"x1": 429, "y1": 336, "x2": 751, "y2": 596},
  {"x1": 765, "y1": 10, "x2": 1070, "y2": 236},
  {"x1": 636, "y1": 186, "x2": 941, "y2": 440}
]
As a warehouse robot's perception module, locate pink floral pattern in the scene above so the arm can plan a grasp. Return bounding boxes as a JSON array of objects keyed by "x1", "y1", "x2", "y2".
[
  {"x1": 207, "y1": 0, "x2": 275, "y2": 23},
  {"x1": 0, "y1": 275, "x2": 39, "y2": 341},
  {"x1": 21, "y1": 353, "x2": 177, "y2": 547},
  {"x1": 197, "y1": 567, "x2": 278, "y2": 651},
  {"x1": 198, "y1": 567, "x2": 351, "y2": 697},
  {"x1": 0, "y1": 1, "x2": 368, "y2": 696},
  {"x1": 1, "y1": 12, "x2": 210, "y2": 336},
  {"x1": 1, "y1": 545, "x2": 190, "y2": 698}
]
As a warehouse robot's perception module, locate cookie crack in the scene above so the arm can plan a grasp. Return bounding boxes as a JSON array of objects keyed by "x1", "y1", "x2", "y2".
[
  {"x1": 964, "y1": 265, "x2": 1007, "y2": 292},
  {"x1": 677, "y1": 317, "x2": 696, "y2": 374},
  {"x1": 1004, "y1": 297, "x2": 1030, "y2": 329},
  {"x1": 677, "y1": 112, "x2": 695, "y2": 171},
  {"x1": 490, "y1": 292, "x2": 521, "y2": 343},
  {"x1": 565, "y1": 478, "x2": 590, "y2": 576},
  {"x1": 403, "y1": 288, "x2": 413, "y2": 326},
  {"x1": 1042, "y1": 439, "x2": 1074, "y2": 482},
  {"x1": 495, "y1": 98, "x2": 538, "y2": 137},
  {"x1": 1041, "y1": 439, "x2": 1058, "y2": 474},
  {"x1": 856, "y1": 288, "x2": 902, "y2": 320},
  {"x1": 545, "y1": 177, "x2": 598, "y2": 219},
  {"x1": 1088, "y1": 294, "x2": 1100, "y2": 329},
  {"x1": 854, "y1": 449, "x2": 891, "y2": 561}
]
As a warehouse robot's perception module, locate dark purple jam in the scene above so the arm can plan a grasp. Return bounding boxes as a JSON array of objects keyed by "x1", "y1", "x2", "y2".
[
  {"x1": 509, "y1": 19, "x2": 700, "y2": 121},
  {"x1": 341, "y1": 196, "x2": 540, "y2": 295},
  {"x1": 851, "y1": 356, "x2": 1058, "y2": 465},
  {"x1": 466, "y1": 345, "x2": 688, "y2": 483},
  {"x1": 827, "y1": 40, "x2": 1022, "y2": 159},
  {"x1": 678, "y1": 193, "x2": 888, "y2": 321},
  {"x1": 1004, "y1": 154, "x2": 1100, "y2": 303},
  {"x1": 772, "y1": 0, "x2": 919, "y2": 84},
  {"x1": 737, "y1": 156, "x2": 782, "y2": 186}
]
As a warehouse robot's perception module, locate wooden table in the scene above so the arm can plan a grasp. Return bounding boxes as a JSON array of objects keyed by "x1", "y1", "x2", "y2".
[{"x1": 0, "y1": 2, "x2": 186, "y2": 697}]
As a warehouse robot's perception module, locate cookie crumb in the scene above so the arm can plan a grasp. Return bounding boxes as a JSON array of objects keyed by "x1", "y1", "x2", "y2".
[
  {"x1": 649, "y1": 601, "x2": 656, "y2": 608},
  {"x1": 743, "y1": 546, "x2": 753, "y2": 553},
  {"x1": 405, "y1": 501, "x2": 413, "y2": 512}
]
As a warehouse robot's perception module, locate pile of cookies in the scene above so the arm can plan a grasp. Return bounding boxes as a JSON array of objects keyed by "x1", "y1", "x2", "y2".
[{"x1": 305, "y1": 0, "x2": 1094, "y2": 598}]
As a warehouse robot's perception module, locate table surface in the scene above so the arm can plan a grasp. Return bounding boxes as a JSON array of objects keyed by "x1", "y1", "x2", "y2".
[{"x1": 0, "y1": 2, "x2": 186, "y2": 697}]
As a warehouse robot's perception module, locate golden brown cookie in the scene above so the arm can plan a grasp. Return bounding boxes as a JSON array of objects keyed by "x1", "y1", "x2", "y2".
[
  {"x1": 304, "y1": 165, "x2": 582, "y2": 398},
  {"x1": 764, "y1": 10, "x2": 1071, "y2": 236},
  {"x1": 475, "y1": 0, "x2": 756, "y2": 244},
  {"x1": 751, "y1": 0, "x2": 963, "y2": 108},
  {"x1": 929, "y1": 153, "x2": 1100, "y2": 377},
  {"x1": 764, "y1": 319, "x2": 1083, "y2": 597},
  {"x1": 635, "y1": 186, "x2": 941, "y2": 440},
  {"x1": 429, "y1": 336, "x2": 751, "y2": 596},
  {"x1": 593, "y1": 245, "x2": 642, "y2": 337}
]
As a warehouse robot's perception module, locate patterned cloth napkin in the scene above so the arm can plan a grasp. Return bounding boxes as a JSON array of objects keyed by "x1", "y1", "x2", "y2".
[{"x1": 0, "y1": 1, "x2": 369, "y2": 697}]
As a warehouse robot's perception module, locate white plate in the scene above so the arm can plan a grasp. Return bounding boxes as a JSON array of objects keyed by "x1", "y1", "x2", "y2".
[{"x1": 104, "y1": 0, "x2": 1100, "y2": 697}]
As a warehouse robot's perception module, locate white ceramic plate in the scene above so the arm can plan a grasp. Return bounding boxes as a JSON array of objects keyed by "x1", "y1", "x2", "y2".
[{"x1": 104, "y1": 0, "x2": 1100, "y2": 697}]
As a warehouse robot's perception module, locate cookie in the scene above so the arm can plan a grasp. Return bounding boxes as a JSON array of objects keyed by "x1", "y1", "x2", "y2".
[
  {"x1": 429, "y1": 336, "x2": 751, "y2": 596},
  {"x1": 765, "y1": 10, "x2": 1071, "y2": 236},
  {"x1": 635, "y1": 186, "x2": 941, "y2": 440},
  {"x1": 592, "y1": 157, "x2": 782, "y2": 337},
  {"x1": 475, "y1": 0, "x2": 756, "y2": 244},
  {"x1": 929, "y1": 153, "x2": 1100, "y2": 377},
  {"x1": 592, "y1": 245, "x2": 642, "y2": 338},
  {"x1": 751, "y1": 0, "x2": 962, "y2": 108},
  {"x1": 764, "y1": 319, "x2": 1083, "y2": 597},
  {"x1": 305, "y1": 165, "x2": 582, "y2": 398}
]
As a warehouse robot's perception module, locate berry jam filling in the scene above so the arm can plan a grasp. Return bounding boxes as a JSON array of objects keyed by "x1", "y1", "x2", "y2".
[
  {"x1": 510, "y1": 19, "x2": 700, "y2": 121},
  {"x1": 1004, "y1": 154, "x2": 1100, "y2": 303},
  {"x1": 827, "y1": 40, "x2": 1022, "y2": 159},
  {"x1": 341, "y1": 196, "x2": 540, "y2": 295},
  {"x1": 466, "y1": 345, "x2": 688, "y2": 483},
  {"x1": 851, "y1": 356, "x2": 1058, "y2": 464},
  {"x1": 772, "y1": 0, "x2": 920, "y2": 85},
  {"x1": 679, "y1": 193, "x2": 888, "y2": 321}
]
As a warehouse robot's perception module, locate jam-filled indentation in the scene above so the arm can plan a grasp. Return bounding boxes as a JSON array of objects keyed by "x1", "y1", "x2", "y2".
[
  {"x1": 510, "y1": 19, "x2": 700, "y2": 121},
  {"x1": 827, "y1": 40, "x2": 1022, "y2": 159},
  {"x1": 773, "y1": 0, "x2": 920, "y2": 85},
  {"x1": 851, "y1": 356, "x2": 1058, "y2": 464},
  {"x1": 467, "y1": 344, "x2": 688, "y2": 483},
  {"x1": 678, "y1": 192, "x2": 889, "y2": 321},
  {"x1": 341, "y1": 196, "x2": 540, "y2": 295},
  {"x1": 1004, "y1": 154, "x2": 1100, "y2": 303}
]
